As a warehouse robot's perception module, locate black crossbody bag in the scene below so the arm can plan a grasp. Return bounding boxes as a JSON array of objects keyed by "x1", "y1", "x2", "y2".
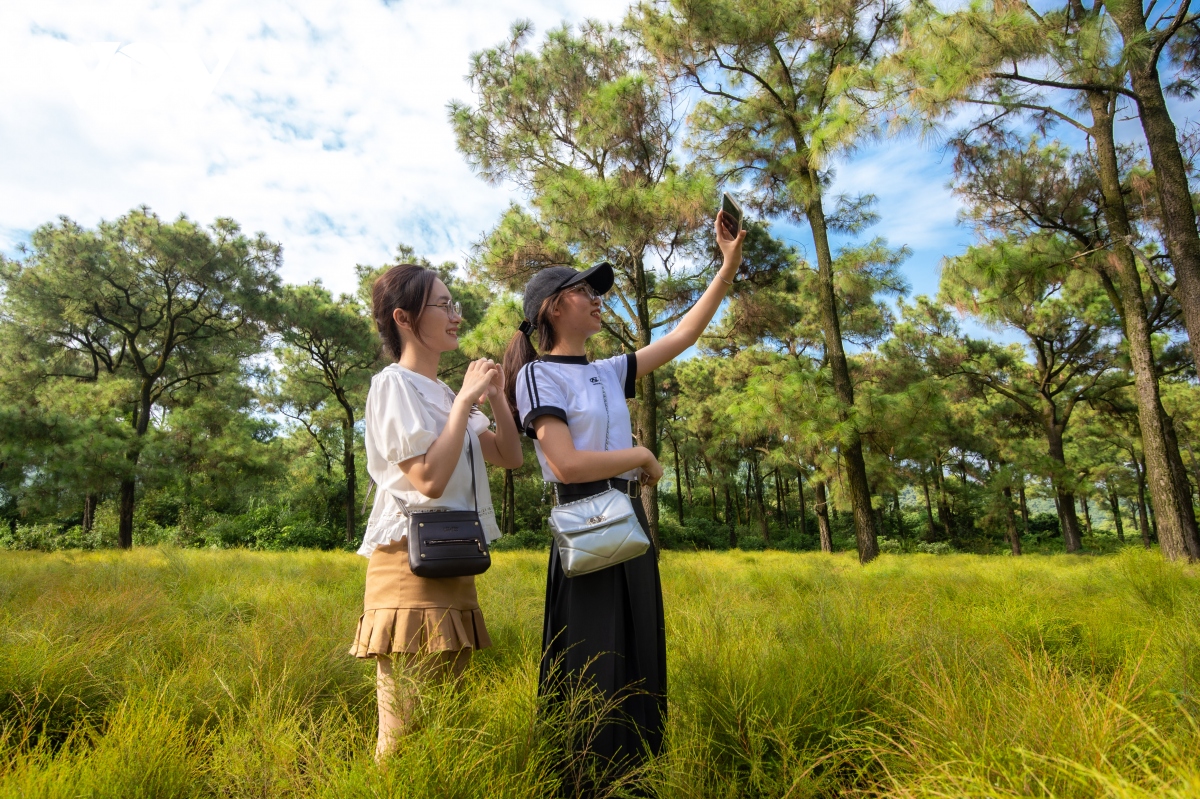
[{"x1": 400, "y1": 436, "x2": 492, "y2": 578}]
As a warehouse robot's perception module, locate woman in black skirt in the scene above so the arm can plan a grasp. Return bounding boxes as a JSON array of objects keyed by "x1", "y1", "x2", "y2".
[{"x1": 502, "y1": 210, "x2": 745, "y2": 787}]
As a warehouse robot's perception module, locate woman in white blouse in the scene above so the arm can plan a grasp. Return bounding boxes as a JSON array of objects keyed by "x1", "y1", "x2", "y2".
[{"x1": 349, "y1": 263, "x2": 522, "y2": 760}]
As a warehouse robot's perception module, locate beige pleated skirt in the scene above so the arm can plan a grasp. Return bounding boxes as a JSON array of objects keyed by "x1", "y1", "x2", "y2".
[{"x1": 349, "y1": 539, "x2": 492, "y2": 658}]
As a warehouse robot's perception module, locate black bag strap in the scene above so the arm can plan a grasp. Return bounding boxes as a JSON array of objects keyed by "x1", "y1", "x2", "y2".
[{"x1": 466, "y1": 434, "x2": 479, "y2": 514}]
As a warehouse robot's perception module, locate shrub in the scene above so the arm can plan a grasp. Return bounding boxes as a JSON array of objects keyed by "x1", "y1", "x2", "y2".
[
  {"x1": 877, "y1": 536, "x2": 904, "y2": 554},
  {"x1": 1028, "y1": 512, "x2": 1061, "y2": 539},
  {"x1": 915, "y1": 541, "x2": 955, "y2": 555}
]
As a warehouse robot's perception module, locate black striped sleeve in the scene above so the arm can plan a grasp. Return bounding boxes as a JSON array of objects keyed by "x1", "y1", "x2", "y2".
[
  {"x1": 624, "y1": 353, "x2": 638, "y2": 399},
  {"x1": 521, "y1": 361, "x2": 568, "y2": 439}
]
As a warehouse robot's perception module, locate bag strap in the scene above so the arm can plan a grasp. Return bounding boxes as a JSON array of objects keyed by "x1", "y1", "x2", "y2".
[{"x1": 467, "y1": 435, "x2": 479, "y2": 514}]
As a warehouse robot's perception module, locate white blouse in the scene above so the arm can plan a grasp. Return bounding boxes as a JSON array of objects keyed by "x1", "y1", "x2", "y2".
[{"x1": 358, "y1": 363, "x2": 501, "y2": 558}]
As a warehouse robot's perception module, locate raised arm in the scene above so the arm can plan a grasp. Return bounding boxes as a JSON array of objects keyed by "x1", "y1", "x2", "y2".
[
  {"x1": 635, "y1": 212, "x2": 746, "y2": 378},
  {"x1": 532, "y1": 417, "x2": 663, "y2": 486}
]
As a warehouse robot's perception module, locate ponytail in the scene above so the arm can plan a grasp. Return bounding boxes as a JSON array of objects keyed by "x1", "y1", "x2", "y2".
[
  {"x1": 503, "y1": 331, "x2": 537, "y2": 427},
  {"x1": 502, "y1": 294, "x2": 564, "y2": 429}
]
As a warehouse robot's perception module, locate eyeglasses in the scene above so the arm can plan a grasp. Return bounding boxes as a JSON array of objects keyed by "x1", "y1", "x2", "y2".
[
  {"x1": 566, "y1": 282, "x2": 600, "y2": 301},
  {"x1": 426, "y1": 300, "x2": 462, "y2": 318}
]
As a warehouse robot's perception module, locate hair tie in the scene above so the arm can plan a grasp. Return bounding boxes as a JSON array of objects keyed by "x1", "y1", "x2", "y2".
[{"x1": 518, "y1": 319, "x2": 534, "y2": 336}]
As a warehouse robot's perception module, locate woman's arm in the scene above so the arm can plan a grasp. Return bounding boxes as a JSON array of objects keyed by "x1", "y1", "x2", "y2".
[
  {"x1": 635, "y1": 212, "x2": 746, "y2": 378},
  {"x1": 398, "y1": 360, "x2": 496, "y2": 498},
  {"x1": 478, "y1": 368, "x2": 523, "y2": 469},
  {"x1": 532, "y1": 417, "x2": 662, "y2": 485}
]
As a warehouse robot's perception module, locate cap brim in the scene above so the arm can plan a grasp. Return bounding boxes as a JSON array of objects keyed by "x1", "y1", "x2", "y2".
[{"x1": 561, "y1": 261, "x2": 614, "y2": 295}]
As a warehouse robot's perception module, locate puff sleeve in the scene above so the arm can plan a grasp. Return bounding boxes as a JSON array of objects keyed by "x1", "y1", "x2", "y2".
[
  {"x1": 365, "y1": 371, "x2": 439, "y2": 464},
  {"x1": 514, "y1": 361, "x2": 569, "y2": 438}
]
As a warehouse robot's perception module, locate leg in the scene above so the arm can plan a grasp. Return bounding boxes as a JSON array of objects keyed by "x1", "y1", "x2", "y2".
[
  {"x1": 375, "y1": 648, "x2": 473, "y2": 762},
  {"x1": 375, "y1": 654, "x2": 417, "y2": 762},
  {"x1": 438, "y1": 647, "x2": 472, "y2": 685}
]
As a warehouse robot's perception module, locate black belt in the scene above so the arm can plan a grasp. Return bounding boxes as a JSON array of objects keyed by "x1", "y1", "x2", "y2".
[{"x1": 554, "y1": 477, "x2": 640, "y2": 504}]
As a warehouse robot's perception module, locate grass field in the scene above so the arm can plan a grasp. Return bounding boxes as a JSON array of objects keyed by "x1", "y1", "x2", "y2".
[{"x1": 1, "y1": 547, "x2": 1198, "y2": 798}]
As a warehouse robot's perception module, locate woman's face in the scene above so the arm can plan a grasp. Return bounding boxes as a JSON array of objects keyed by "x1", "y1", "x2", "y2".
[
  {"x1": 549, "y1": 281, "x2": 603, "y2": 340},
  {"x1": 396, "y1": 278, "x2": 462, "y2": 354}
]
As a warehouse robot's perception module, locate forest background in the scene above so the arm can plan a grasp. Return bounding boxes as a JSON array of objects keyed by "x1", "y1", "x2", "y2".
[{"x1": 5, "y1": 0, "x2": 1200, "y2": 566}]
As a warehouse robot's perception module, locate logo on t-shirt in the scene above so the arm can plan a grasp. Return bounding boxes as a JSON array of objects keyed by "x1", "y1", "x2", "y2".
[{"x1": 590, "y1": 376, "x2": 600, "y2": 384}]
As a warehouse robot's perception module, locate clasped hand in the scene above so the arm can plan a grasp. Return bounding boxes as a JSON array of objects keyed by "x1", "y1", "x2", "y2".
[{"x1": 457, "y1": 358, "x2": 505, "y2": 407}]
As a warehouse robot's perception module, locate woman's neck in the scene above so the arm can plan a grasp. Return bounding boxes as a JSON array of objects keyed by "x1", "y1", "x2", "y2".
[
  {"x1": 547, "y1": 331, "x2": 588, "y2": 357},
  {"x1": 398, "y1": 343, "x2": 440, "y2": 380}
]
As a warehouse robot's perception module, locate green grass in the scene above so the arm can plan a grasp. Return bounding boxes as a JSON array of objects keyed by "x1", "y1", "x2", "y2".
[{"x1": 1, "y1": 547, "x2": 1198, "y2": 797}]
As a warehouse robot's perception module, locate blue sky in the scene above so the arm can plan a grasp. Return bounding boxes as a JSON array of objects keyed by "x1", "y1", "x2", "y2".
[{"x1": 0, "y1": 0, "x2": 1187, "y2": 344}]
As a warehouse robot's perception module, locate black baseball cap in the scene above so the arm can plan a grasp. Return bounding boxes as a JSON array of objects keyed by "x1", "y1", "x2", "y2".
[{"x1": 520, "y1": 262, "x2": 614, "y2": 329}]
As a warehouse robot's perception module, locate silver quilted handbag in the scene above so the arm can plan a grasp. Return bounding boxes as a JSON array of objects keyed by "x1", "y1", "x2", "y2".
[
  {"x1": 550, "y1": 485, "x2": 650, "y2": 577},
  {"x1": 546, "y1": 362, "x2": 649, "y2": 577}
]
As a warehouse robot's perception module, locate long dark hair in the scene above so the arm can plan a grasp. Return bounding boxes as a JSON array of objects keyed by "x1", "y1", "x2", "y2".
[
  {"x1": 502, "y1": 293, "x2": 565, "y2": 425},
  {"x1": 372, "y1": 264, "x2": 437, "y2": 361}
]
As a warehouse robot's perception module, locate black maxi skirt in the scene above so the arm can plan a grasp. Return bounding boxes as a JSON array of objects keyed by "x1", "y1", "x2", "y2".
[{"x1": 538, "y1": 479, "x2": 668, "y2": 787}]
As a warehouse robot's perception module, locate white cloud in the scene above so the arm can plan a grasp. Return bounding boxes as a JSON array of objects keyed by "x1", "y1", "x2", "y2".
[{"x1": 0, "y1": 0, "x2": 629, "y2": 294}]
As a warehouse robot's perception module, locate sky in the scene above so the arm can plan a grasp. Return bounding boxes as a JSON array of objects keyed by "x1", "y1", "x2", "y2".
[{"x1": 0, "y1": 0, "x2": 976, "y2": 305}]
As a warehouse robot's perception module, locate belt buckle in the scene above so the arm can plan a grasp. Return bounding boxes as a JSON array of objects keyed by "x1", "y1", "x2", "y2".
[{"x1": 626, "y1": 479, "x2": 641, "y2": 499}]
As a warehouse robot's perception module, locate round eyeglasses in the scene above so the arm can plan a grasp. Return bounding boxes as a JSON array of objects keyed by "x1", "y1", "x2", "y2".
[
  {"x1": 426, "y1": 300, "x2": 462, "y2": 317},
  {"x1": 567, "y1": 282, "x2": 600, "y2": 301}
]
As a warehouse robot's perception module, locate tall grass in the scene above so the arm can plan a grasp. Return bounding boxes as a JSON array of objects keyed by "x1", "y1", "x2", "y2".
[{"x1": 0, "y1": 547, "x2": 1197, "y2": 797}]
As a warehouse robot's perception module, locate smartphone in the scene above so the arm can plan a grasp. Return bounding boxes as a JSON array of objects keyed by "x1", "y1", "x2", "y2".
[{"x1": 720, "y1": 192, "x2": 743, "y2": 235}]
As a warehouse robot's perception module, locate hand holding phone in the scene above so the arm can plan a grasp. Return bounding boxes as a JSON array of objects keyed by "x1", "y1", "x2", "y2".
[{"x1": 719, "y1": 192, "x2": 743, "y2": 237}]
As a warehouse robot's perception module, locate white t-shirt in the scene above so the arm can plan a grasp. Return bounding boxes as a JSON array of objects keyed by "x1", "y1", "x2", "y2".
[
  {"x1": 359, "y1": 363, "x2": 500, "y2": 558},
  {"x1": 514, "y1": 354, "x2": 638, "y2": 483}
]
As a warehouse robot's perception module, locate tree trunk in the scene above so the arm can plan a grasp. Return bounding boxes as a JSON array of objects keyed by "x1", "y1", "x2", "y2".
[
  {"x1": 683, "y1": 454, "x2": 694, "y2": 504},
  {"x1": 933, "y1": 463, "x2": 953, "y2": 540},
  {"x1": 1018, "y1": 482, "x2": 1030, "y2": 537},
  {"x1": 704, "y1": 457, "x2": 718, "y2": 523},
  {"x1": 1079, "y1": 495, "x2": 1093, "y2": 537},
  {"x1": 1108, "y1": 486, "x2": 1125, "y2": 543},
  {"x1": 118, "y1": 479, "x2": 135, "y2": 549},
  {"x1": 633, "y1": 255, "x2": 661, "y2": 549},
  {"x1": 805, "y1": 180, "x2": 878, "y2": 563},
  {"x1": 1087, "y1": 90, "x2": 1200, "y2": 561},
  {"x1": 82, "y1": 493, "x2": 97, "y2": 534},
  {"x1": 670, "y1": 433, "x2": 684, "y2": 522},
  {"x1": 815, "y1": 480, "x2": 833, "y2": 553},
  {"x1": 796, "y1": 467, "x2": 808, "y2": 539},
  {"x1": 1046, "y1": 425, "x2": 1083, "y2": 552},
  {"x1": 729, "y1": 475, "x2": 739, "y2": 525},
  {"x1": 342, "y1": 416, "x2": 356, "y2": 545},
  {"x1": 1108, "y1": 5, "x2": 1200, "y2": 369},
  {"x1": 776, "y1": 471, "x2": 789, "y2": 531},
  {"x1": 1003, "y1": 486, "x2": 1022, "y2": 556},
  {"x1": 921, "y1": 471, "x2": 937, "y2": 542},
  {"x1": 1135, "y1": 457, "x2": 1153, "y2": 548},
  {"x1": 739, "y1": 460, "x2": 748, "y2": 523},
  {"x1": 724, "y1": 480, "x2": 736, "y2": 548},
  {"x1": 502, "y1": 469, "x2": 515, "y2": 537},
  {"x1": 118, "y1": 386, "x2": 154, "y2": 550},
  {"x1": 753, "y1": 456, "x2": 769, "y2": 545}
]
